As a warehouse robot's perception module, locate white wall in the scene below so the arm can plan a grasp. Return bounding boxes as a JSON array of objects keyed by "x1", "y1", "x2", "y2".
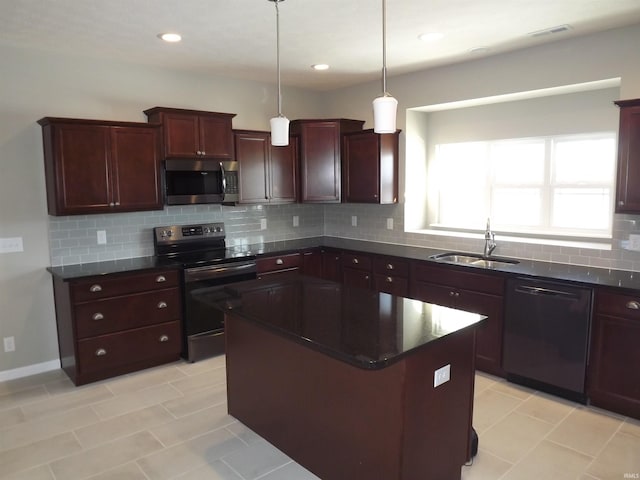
[{"x1": 0, "y1": 44, "x2": 324, "y2": 376}]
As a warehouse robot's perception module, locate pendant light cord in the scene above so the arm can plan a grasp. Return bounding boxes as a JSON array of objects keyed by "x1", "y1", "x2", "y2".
[
  {"x1": 382, "y1": 0, "x2": 388, "y2": 96},
  {"x1": 275, "y1": 0, "x2": 283, "y2": 117}
]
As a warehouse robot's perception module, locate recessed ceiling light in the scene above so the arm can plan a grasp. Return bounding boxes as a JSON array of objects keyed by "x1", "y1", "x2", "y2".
[
  {"x1": 418, "y1": 32, "x2": 444, "y2": 42},
  {"x1": 312, "y1": 64, "x2": 329, "y2": 71},
  {"x1": 158, "y1": 33, "x2": 182, "y2": 43}
]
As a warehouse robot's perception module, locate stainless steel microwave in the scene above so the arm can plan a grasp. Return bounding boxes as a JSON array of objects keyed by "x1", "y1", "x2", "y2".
[{"x1": 164, "y1": 159, "x2": 239, "y2": 205}]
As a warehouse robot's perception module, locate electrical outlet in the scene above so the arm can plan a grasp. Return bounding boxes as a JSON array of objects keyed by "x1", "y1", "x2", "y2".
[
  {"x1": 386, "y1": 218, "x2": 394, "y2": 230},
  {"x1": 0, "y1": 237, "x2": 24, "y2": 253},
  {"x1": 3, "y1": 336, "x2": 15, "y2": 353},
  {"x1": 293, "y1": 215, "x2": 299, "y2": 227},
  {"x1": 351, "y1": 216, "x2": 357, "y2": 227},
  {"x1": 97, "y1": 230, "x2": 107, "y2": 245},
  {"x1": 629, "y1": 234, "x2": 640, "y2": 251},
  {"x1": 434, "y1": 364, "x2": 451, "y2": 388},
  {"x1": 260, "y1": 219, "x2": 267, "y2": 230}
]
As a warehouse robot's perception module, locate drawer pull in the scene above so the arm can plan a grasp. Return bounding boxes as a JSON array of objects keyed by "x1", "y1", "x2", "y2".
[
  {"x1": 626, "y1": 301, "x2": 640, "y2": 310},
  {"x1": 95, "y1": 348, "x2": 107, "y2": 356},
  {"x1": 157, "y1": 301, "x2": 168, "y2": 309},
  {"x1": 159, "y1": 335, "x2": 169, "y2": 342},
  {"x1": 386, "y1": 264, "x2": 394, "y2": 270},
  {"x1": 156, "y1": 275, "x2": 166, "y2": 283},
  {"x1": 352, "y1": 258, "x2": 359, "y2": 264},
  {"x1": 365, "y1": 275, "x2": 370, "y2": 280},
  {"x1": 386, "y1": 276, "x2": 393, "y2": 283},
  {"x1": 92, "y1": 312, "x2": 104, "y2": 321},
  {"x1": 276, "y1": 258, "x2": 284, "y2": 265},
  {"x1": 89, "y1": 284, "x2": 102, "y2": 293}
]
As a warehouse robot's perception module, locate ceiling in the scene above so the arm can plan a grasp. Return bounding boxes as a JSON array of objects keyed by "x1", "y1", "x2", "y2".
[{"x1": 2, "y1": 0, "x2": 640, "y2": 91}]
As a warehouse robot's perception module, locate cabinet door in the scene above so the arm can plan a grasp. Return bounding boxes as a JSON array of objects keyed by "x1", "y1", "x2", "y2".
[
  {"x1": 374, "y1": 274, "x2": 408, "y2": 297},
  {"x1": 344, "y1": 132, "x2": 380, "y2": 203},
  {"x1": 321, "y1": 250, "x2": 342, "y2": 282},
  {"x1": 236, "y1": 132, "x2": 269, "y2": 203},
  {"x1": 163, "y1": 113, "x2": 200, "y2": 157},
  {"x1": 270, "y1": 139, "x2": 298, "y2": 203},
  {"x1": 301, "y1": 249, "x2": 323, "y2": 278},
  {"x1": 343, "y1": 267, "x2": 372, "y2": 290},
  {"x1": 615, "y1": 103, "x2": 640, "y2": 213},
  {"x1": 110, "y1": 126, "x2": 162, "y2": 211},
  {"x1": 298, "y1": 122, "x2": 341, "y2": 202},
  {"x1": 588, "y1": 313, "x2": 640, "y2": 418},
  {"x1": 200, "y1": 115, "x2": 234, "y2": 159},
  {"x1": 49, "y1": 124, "x2": 112, "y2": 214}
]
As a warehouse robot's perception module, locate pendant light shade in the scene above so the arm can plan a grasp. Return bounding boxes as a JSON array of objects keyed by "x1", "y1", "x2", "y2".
[
  {"x1": 269, "y1": 0, "x2": 289, "y2": 146},
  {"x1": 373, "y1": 0, "x2": 397, "y2": 134}
]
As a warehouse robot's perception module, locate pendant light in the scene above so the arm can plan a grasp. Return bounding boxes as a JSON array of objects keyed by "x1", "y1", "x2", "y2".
[
  {"x1": 269, "y1": 0, "x2": 289, "y2": 146},
  {"x1": 372, "y1": 0, "x2": 398, "y2": 134}
]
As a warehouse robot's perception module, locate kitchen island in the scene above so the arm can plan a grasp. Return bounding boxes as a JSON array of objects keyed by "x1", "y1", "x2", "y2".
[{"x1": 217, "y1": 275, "x2": 486, "y2": 480}]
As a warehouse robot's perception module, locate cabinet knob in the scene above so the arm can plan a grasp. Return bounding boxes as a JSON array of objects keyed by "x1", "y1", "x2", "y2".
[
  {"x1": 365, "y1": 275, "x2": 370, "y2": 280},
  {"x1": 456, "y1": 292, "x2": 460, "y2": 297},
  {"x1": 109, "y1": 202, "x2": 114, "y2": 207},
  {"x1": 386, "y1": 276, "x2": 393, "y2": 283},
  {"x1": 157, "y1": 301, "x2": 168, "y2": 309},
  {"x1": 196, "y1": 150, "x2": 202, "y2": 155},
  {"x1": 155, "y1": 275, "x2": 166, "y2": 283},
  {"x1": 386, "y1": 264, "x2": 394, "y2": 270},
  {"x1": 114, "y1": 202, "x2": 120, "y2": 206},
  {"x1": 201, "y1": 151, "x2": 206, "y2": 156},
  {"x1": 619, "y1": 201, "x2": 625, "y2": 206},
  {"x1": 626, "y1": 301, "x2": 640, "y2": 310},
  {"x1": 95, "y1": 348, "x2": 107, "y2": 356},
  {"x1": 276, "y1": 258, "x2": 284, "y2": 265},
  {"x1": 159, "y1": 335, "x2": 169, "y2": 342},
  {"x1": 352, "y1": 258, "x2": 359, "y2": 264},
  {"x1": 92, "y1": 312, "x2": 104, "y2": 321},
  {"x1": 449, "y1": 291, "x2": 455, "y2": 297},
  {"x1": 89, "y1": 284, "x2": 102, "y2": 293}
]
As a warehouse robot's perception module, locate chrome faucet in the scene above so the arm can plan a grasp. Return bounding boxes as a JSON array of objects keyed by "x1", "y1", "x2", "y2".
[{"x1": 484, "y1": 218, "x2": 497, "y2": 257}]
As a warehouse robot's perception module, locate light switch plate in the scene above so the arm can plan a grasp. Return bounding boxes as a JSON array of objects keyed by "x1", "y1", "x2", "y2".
[
  {"x1": 434, "y1": 364, "x2": 451, "y2": 388},
  {"x1": 293, "y1": 215, "x2": 299, "y2": 227},
  {"x1": 0, "y1": 237, "x2": 23, "y2": 253},
  {"x1": 351, "y1": 216, "x2": 357, "y2": 227},
  {"x1": 629, "y1": 234, "x2": 640, "y2": 251},
  {"x1": 260, "y1": 219, "x2": 267, "y2": 230},
  {"x1": 386, "y1": 218, "x2": 394, "y2": 230},
  {"x1": 97, "y1": 230, "x2": 107, "y2": 245}
]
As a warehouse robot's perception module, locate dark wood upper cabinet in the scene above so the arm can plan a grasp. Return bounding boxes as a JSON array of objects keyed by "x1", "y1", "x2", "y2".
[
  {"x1": 615, "y1": 99, "x2": 640, "y2": 213},
  {"x1": 38, "y1": 118, "x2": 162, "y2": 216},
  {"x1": 234, "y1": 130, "x2": 297, "y2": 204},
  {"x1": 144, "y1": 107, "x2": 236, "y2": 160},
  {"x1": 343, "y1": 129, "x2": 400, "y2": 204},
  {"x1": 290, "y1": 119, "x2": 364, "y2": 203}
]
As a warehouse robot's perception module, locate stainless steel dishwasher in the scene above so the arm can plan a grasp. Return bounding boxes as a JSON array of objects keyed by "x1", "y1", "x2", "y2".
[{"x1": 503, "y1": 277, "x2": 593, "y2": 403}]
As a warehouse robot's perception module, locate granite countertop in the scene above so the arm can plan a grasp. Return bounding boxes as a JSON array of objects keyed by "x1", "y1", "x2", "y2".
[
  {"x1": 203, "y1": 274, "x2": 486, "y2": 369},
  {"x1": 47, "y1": 236, "x2": 640, "y2": 292}
]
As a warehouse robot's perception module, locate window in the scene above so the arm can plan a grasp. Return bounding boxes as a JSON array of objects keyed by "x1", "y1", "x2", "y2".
[{"x1": 431, "y1": 133, "x2": 616, "y2": 238}]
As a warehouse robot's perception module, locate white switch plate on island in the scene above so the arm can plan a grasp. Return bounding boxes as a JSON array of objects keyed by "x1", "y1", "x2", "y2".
[{"x1": 434, "y1": 364, "x2": 451, "y2": 387}]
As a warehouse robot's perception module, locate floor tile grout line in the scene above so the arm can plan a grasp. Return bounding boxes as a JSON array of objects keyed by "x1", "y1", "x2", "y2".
[{"x1": 579, "y1": 414, "x2": 629, "y2": 475}]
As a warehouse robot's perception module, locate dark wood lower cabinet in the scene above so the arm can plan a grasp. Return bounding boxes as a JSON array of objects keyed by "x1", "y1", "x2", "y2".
[
  {"x1": 51, "y1": 269, "x2": 182, "y2": 385},
  {"x1": 588, "y1": 290, "x2": 640, "y2": 419}
]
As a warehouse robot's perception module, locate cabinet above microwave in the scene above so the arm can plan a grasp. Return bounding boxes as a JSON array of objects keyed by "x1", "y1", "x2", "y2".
[{"x1": 144, "y1": 107, "x2": 236, "y2": 161}]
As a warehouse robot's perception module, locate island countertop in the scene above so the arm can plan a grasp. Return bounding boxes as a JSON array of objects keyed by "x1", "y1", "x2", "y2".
[{"x1": 205, "y1": 274, "x2": 486, "y2": 370}]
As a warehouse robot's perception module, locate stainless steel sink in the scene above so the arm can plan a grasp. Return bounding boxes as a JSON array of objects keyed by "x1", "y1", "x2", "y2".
[{"x1": 430, "y1": 252, "x2": 520, "y2": 269}]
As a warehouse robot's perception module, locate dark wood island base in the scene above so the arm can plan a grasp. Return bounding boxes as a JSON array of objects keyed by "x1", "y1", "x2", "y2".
[{"x1": 222, "y1": 276, "x2": 484, "y2": 480}]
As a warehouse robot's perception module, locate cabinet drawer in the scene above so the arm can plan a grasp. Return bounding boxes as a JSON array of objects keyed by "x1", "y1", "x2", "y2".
[
  {"x1": 412, "y1": 261, "x2": 504, "y2": 295},
  {"x1": 374, "y1": 257, "x2": 409, "y2": 277},
  {"x1": 74, "y1": 288, "x2": 181, "y2": 339},
  {"x1": 71, "y1": 269, "x2": 179, "y2": 302},
  {"x1": 596, "y1": 290, "x2": 640, "y2": 320},
  {"x1": 256, "y1": 253, "x2": 301, "y2": 274},
  {"x1": 77, "y1": 321, "x2": 181, "y2": 375},
  {"x1": 374, "y1": 274, "x2": 409, "y2": 297},
  {"x1": 341, "y1": 252, "x2": 372, "y2": 271}
]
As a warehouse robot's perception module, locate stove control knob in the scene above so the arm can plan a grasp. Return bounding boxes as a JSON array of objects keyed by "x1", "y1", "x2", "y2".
[
  {"x1": 161, "y1": 229, "x2": 173, "y2": 238},
  {"x1": 215, "y1": 226, "x2": 222, "y2": 233},
  {"x1": 203, "y1": 227, "x2": 210, "y2": 234}
]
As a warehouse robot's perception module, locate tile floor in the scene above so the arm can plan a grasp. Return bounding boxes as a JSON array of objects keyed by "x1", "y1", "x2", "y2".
[{"x1": 1, "y1": 357, "x2": 639, "y2": 480}]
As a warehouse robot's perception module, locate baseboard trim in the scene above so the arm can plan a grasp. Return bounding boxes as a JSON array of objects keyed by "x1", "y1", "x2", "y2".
[{"x1": 0, "y1": 359, "x2": 61, "y2": 383}]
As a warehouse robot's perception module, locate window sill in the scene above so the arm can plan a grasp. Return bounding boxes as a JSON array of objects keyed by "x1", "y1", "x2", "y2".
[{"x1": 407, "y1": 227, "x2": 612, "y2": 251}]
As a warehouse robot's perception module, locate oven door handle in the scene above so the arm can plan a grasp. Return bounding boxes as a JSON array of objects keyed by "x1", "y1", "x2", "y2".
[{"x1": 184, "y1": 262, "x2": 256, "y2": 282}]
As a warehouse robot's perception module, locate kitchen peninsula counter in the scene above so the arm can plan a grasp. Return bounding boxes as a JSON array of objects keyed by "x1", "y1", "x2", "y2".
[{"x1": 220, "y1": 275, "x2": 486, "y2": 480}]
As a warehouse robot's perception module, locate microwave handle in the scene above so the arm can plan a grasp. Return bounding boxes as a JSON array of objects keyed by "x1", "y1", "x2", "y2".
[{"x1": 219, "y1": 162, "x2": 227, "y2": 194}]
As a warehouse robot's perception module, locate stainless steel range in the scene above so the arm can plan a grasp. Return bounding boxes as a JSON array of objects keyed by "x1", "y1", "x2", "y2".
[{"x1": 154, "y1": 223, "x2": 256, "y2": 362}]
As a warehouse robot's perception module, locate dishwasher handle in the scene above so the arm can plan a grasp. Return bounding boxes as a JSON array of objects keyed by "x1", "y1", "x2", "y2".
[{"x1": 514, "y1": 285, "x2": 580, "y2": 299}]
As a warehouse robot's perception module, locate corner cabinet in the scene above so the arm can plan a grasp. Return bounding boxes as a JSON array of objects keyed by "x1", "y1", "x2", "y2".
[
  {"x1": 343, "y1": 129, "x2": 400, "y2": 204},
  {"x1": 52, "y1": 269, "x2": 182, "y2": 385},
  {"x1": 144, "y1": 107, "x2": 236, "y2": 160},
  {"x1": 234, "y1": 130, "x2": 298, "y2": 204},
  {"x1": 614, "y1": 99, "x2": 640, "y2": 213},
  {"x1": 38, "y1": 117, "x2": 162, "y2": 216},
  {"x1": 290, "y1": 119, "x2": 365, "y2": 203}
]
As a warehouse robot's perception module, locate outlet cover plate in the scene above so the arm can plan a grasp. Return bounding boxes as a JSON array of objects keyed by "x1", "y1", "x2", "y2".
[
  {"x1": 434, "y1": 364, "x2": 451, "y2": 388},
  {"x1": 0, "y1": 237, "x2": 23, "y2": 253}
]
